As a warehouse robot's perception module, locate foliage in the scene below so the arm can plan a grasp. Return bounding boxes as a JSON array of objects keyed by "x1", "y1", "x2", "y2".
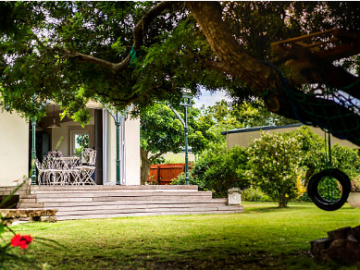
[
  {"x1": 173, "y1": 145, "x2": 250, "y2": 198},
  {"x1": 76, "y1": 134, "x2": 89, "y2": 149},
  {"x1": 351, "y1": 175, "x2": 360, "y2": 192},
  {"x1": 0, "y1": 2, "x2": 249, "y2": 122},
  {"x1": 247, "y1": 131, "x2": 303, "y2": 207},
  {"x1": 0, "y1": 180, "x2": 39, "y2": 269},
  {"x1": 293, "y1": 126, "x2": 360, "y2": 183},
  {"x1": 140, "y1": 103, "x2": 215, "y2": 184},
  {"x1": 241, "y1": 186, "x2": 271, "y2": 202},
  {"x1": 197, "y1": 99, "x2": 298, "y2": 148},
  {"x1": 171, "y1": 172, "x2": 208, "y2": 191},
  {"x1": 0, "y1": 1, "x2": 359, "y2": 131},
  {"x1": 247, "y1": 126, "x2": 360, "y2": 206}
]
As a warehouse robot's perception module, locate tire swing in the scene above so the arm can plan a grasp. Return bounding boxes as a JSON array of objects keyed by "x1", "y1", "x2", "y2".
[
  {"x1": 263, "y1": 61, "x2": 358, "y2": 211},
  {"x1": 307, "y1": 169, "x2": 351, "y2": 211},
  {"x1": 307, "y1": 131, "x2": 351, "y2": 211}
]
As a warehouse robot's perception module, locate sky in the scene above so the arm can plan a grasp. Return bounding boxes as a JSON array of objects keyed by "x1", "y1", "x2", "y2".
[{"x1": 192, "y1": 89, "x2": 232, "y2": 109}]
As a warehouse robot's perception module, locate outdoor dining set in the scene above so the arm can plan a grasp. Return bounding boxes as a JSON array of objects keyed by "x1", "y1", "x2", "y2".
[{"x1": 35, "y1": 149, "x2": 97, "y2": 185}]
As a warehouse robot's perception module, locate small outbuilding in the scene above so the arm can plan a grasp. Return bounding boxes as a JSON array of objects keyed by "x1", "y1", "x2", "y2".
[{"x1": 221, "y1": 124, "x2": 359, "y2": 150}]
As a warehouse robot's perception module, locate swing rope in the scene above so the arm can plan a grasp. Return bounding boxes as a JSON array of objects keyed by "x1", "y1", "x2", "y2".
[{"x1": 262, "y1": 62, "x2": 355, "y2": 205}]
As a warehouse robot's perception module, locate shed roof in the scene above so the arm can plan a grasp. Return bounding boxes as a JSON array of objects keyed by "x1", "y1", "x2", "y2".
[{"x1": 220, "y1": 124, "x2": 303, "y2": 135}]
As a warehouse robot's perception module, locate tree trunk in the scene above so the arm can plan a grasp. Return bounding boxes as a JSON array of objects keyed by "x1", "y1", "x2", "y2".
[
  {"x1": 140, "y1": 148, "x2": 151, "y2": 185},
  {"x1": 187, "y1": 2, "x2": 282, "y2": 92},
  {"x1": 186, "y1": 1, "x2": 297, "y2": 119}
]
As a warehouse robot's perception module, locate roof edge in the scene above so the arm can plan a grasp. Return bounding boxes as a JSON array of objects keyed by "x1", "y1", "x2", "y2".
[{"x1": 220, "y1": 123, "x2": 303, "y2": 135}]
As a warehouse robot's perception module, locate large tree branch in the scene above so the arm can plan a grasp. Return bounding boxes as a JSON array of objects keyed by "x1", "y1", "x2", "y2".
[
  {"x1": 187, "y1": 1, "x2": 360, "y2": 122},
  {"x1": 187, "y1": 1, "x2": 283, "y2": 93},
  {"x1": 55, "y1": 1, "x2": 179, "y2": 74}
]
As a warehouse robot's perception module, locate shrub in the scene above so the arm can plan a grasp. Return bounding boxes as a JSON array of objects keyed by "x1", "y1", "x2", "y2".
[
  {"x1": 196, "y1": 146, "x2": 250, "y2": 198},
  {"x1": 172, "y1": 145, "x2": 250, "y2": 198},
  {"x1": 242, "y1": 186, "x2": 267, "y2": 201},
  {"x1": 171, "y1": 172, "x2": 207, "y2": 190},
  {"x1": 351, "y1": 175, "x2": 360, "y2": 192},
  {"x1": 247, "y1": 131, "x2": 303, "y2": 207}
]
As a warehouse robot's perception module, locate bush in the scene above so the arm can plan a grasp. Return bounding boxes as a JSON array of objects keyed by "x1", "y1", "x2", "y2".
[
  {"x1": 171, "y1": 172, "x2": 208, "y2": 190},
  {"x1": 247, "y1": 131, "x2": 303, "y2": 207},
  {"x1": 242, "y1": 186, "x2": 267, "y2": 201},
  {"x1": 195, "y1": 146, "x2": 250, "y2": 198},
  {"x1": 172, "y1": 145, "x2": 250, "y2": 198}
]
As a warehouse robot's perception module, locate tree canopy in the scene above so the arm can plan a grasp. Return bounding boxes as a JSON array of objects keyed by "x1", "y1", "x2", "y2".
[
  {"x1": 140, "y1": 103, "x2": 215, "y2": 184},
  {"x1": 1, "y1": 2, "x2": 360, "y2": 144}
]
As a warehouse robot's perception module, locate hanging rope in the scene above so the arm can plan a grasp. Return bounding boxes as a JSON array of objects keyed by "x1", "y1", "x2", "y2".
[
  {"x1": 263, "y1": 62, "x2": 360, "y2": 146},
  {"x1": 129, "y1": 44, "x2": 137, "y2": 68},
  {"x1": 262, "y1": 62, "x2": 353, "y2": 211}
]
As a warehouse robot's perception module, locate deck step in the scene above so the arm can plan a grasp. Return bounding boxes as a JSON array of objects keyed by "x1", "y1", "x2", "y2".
[
  {"x1": 56, "y1": 206, "x2": 243, "y2": 216},
  {"x1": 53, "y1": 203, "x2": 231, "y2": 212},
  {"x1": 34, "y1": 191, "x2": 211, "y2": 198},
  {"x1": 41, "y1": 199, "x2": 227, "y2": 207},
  {"x1": 36, "y1": 196, "x2": 212, "y2": 203},
  {"x1": 17, "y1": 186, "x2": 243, "y2": 221},
  {"x1": 57, "y1": 208, "x2": 244, "y2": 221},
  {"x1": 30, "y1": 185, "x2": 198, "y2": 192}
]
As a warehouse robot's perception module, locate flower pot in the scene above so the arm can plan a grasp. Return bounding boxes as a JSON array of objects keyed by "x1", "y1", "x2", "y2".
[{"x1": 347, "y1": 192, "x2": 360, "y2": 207}]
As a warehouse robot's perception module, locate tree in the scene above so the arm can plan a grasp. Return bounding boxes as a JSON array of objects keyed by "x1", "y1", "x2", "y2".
[
  {"x1": 247, "y1": 131, "x2": 303, "y2": 207},
  {"x1": 140, "y1": 103, "x2": 215, "y2": 185},
  {"x1": 1, "y1": 2, "x2": 360, "y2": 145}
]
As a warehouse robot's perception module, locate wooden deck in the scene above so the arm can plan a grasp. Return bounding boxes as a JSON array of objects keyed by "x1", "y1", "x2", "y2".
[{"x1": 16, "y1": 185, "x2": 244, "y2": 221}]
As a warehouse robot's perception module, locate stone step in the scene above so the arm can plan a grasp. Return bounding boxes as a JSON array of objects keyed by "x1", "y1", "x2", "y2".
[
  {"x1": 34, "y1": 191, "x2": 212, "y2": 198},
  {"x1": 31, "y1": 185, "x2": 198, "y2": 192},
  {"x1": 53, "y1": 203, "x2": 230, "y2": 212},
  {"x1": 57, "y1": 208, "x2": 244, "y2": 221},
  {"x1": 41, "y1": 198, "x2": 227, "y2": 207}
]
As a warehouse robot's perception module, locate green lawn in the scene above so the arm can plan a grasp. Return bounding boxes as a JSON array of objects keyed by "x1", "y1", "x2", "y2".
[{"x1": 7, "y1": 202, "x2": 360, "y2": 269}]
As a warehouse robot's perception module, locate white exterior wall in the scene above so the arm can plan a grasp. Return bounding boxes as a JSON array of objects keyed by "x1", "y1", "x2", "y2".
[
  {"x1": 107, "y1": 113, "x2": 140, "y2": 185},
  {"x1": 124, "y1": 117, "x2": 140, "y2": 185},
  {"x1": 0, "y1": 110, "x2": 29, "y2": 186}
]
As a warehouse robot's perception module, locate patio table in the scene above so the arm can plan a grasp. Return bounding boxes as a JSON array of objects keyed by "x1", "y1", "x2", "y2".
[{"x1": 52, "y1": 156, "x2": 80, "y2": 169}]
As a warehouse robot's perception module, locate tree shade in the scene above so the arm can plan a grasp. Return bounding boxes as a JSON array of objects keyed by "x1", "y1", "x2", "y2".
[{"x1": 1, "y1": 2, "x2": 360, "y2": 144}]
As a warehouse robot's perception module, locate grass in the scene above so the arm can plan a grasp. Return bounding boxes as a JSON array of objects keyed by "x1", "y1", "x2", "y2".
[{"x1": 6, "y1": 202, "x2": 360, "y2": 270}]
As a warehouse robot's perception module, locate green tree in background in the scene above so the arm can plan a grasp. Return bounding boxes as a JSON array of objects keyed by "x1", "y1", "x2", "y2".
[{"x1": 140, "y1": 103, "x2": 215, "y2": 185}]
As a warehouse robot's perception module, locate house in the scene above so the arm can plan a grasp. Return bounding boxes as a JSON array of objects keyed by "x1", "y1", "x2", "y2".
[
  {"x1": 221, "y1": 123, "x2": 359, "y2": 150},
  {"x1": 0, "y1": 102, "x2": 140, "y2": 186}
]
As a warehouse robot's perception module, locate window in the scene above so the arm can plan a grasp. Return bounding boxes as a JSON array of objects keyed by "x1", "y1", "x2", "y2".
[{"x1": 70, "y1": 131, "x2": 89, "y2": 156}]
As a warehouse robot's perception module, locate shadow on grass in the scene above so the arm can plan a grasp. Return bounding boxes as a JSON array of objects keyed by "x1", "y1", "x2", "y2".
[{"x1": 244, "y1": 202, "x2": 315, "y2": 214}]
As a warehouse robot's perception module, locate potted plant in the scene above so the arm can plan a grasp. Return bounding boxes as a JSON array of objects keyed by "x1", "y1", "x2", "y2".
[{"x1": 348, "y1": 175, "x2": 360, "y2": 207}]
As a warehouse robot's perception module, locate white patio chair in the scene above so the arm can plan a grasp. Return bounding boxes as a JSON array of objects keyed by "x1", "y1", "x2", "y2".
[
  {"x1": 80, "y1": 148, "x2": 96, "y2": 166},
  {"x1": 35, "y1": 159, "x2": 51, "y2": 185},
  {"x1": 74, "y1": 148, "x2": 97, "y2": 185}
]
